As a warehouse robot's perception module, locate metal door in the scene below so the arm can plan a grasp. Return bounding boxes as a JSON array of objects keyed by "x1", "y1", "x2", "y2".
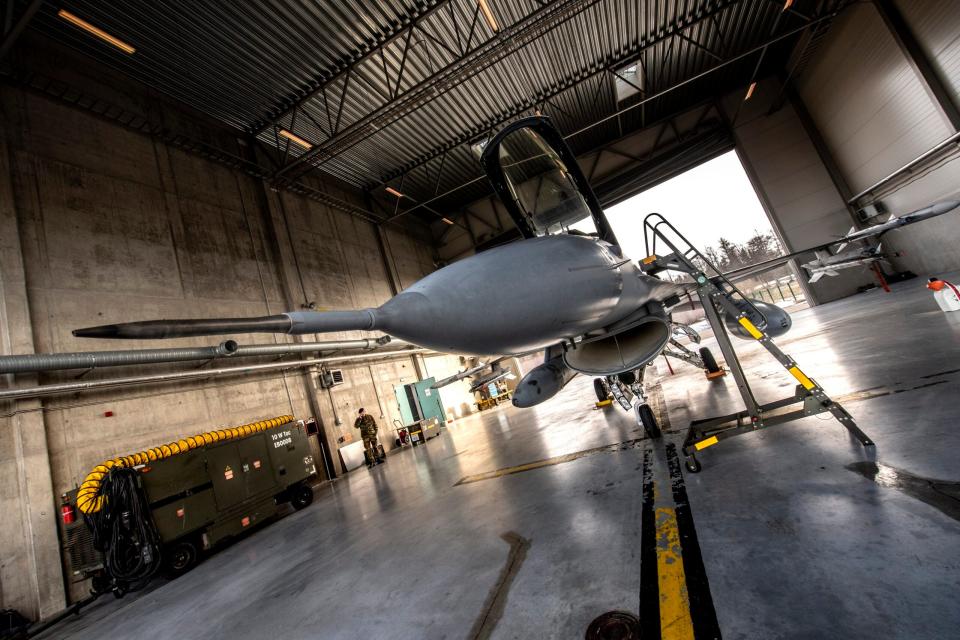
[
  {"x1": 207, "y1": 443, "x2": 245, "y2": 509},
  {"x1": 236, "y1": 435, "x2": 276, "y2": 498}
]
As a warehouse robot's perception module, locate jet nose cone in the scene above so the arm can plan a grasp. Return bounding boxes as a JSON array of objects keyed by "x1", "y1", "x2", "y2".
[{"x1": 73, "y1": 324, "x2": 122, "y2": 338}]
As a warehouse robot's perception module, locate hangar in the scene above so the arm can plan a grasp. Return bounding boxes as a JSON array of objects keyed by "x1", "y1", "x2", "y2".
[{"x1": 1, "y1": 0, "x2": 959, "y2": 638}]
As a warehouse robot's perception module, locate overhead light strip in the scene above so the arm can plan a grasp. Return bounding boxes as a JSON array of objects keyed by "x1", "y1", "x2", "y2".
[
  {"x1": 57, "y1": 9, "x2": 135, "y2": 54},
  {"x1": 477, "y1": 0, "x2": 499, "y2": 32},
  {"x1": 385, "y1": 186, "x2": 405, "y2": 198},
  {"x1": 279, "y1": 129, "x2": 313, "y2": 149}
]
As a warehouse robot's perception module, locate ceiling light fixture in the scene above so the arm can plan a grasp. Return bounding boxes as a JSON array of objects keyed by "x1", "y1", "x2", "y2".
[
  {"x1": 58, "y1": 9, "x2": 135, "y2": 54},
  {"x1": 441, "y1": 217, "x2": 454, "y2": 225},
  {"x1": 279, "y1": 129, "x2": 313, "y2": 149},
  {"x1": 744, "y1": 81, "x2": 757, "y2": 101},
  {"x1": 385, "y1": 187, "x2": 405, "y2": 198},
  {"x1": 782, "y1": 0, "x2": 794, "y2": 11},
  {"x1": 478, "y1": 0, "x2": 499, "y2": 32}
]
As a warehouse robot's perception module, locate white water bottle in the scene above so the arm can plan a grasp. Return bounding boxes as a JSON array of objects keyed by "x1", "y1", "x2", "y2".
[{"x1": 927, "y1": 277, "x2": 960, "y2": 312}]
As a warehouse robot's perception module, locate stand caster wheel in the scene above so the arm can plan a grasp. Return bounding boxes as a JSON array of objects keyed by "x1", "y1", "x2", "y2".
[
  {"x1": 636, "y1": 403, "x2": 661, "y2": 439},
  {"x1": 593, "y1": 378, "x2": 610, "y2": 402},
  {"x1": 684, "y1": 456, "x2": 702, "y2": 473},
  {"x1": 699, "y1": 347, "x2": 720, "y2": 374}
]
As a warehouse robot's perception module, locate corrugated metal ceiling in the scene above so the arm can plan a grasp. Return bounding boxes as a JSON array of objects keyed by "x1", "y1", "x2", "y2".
[{"x1": 23, "y1": 0, "x2": 849, "y2": 222}]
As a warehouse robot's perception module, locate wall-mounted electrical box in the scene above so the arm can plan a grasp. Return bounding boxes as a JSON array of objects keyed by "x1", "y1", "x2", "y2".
[{"x1": 319, "y1": 369, "x2": 344, "y2": 388}]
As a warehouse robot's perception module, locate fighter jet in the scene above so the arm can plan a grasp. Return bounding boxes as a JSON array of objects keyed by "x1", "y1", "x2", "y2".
[
  {"x1": 72, "y1": 117, "x2": 798, "y2": 436},
  {"x1": 727, "y1": 200, "x2": 960, "y2": 284},
  {"x1": 838, "y1": 201, "x2": 959, "y2": 244},
  {"x1": 801, "y1": 244, "x2": 885, "y2": 283}
]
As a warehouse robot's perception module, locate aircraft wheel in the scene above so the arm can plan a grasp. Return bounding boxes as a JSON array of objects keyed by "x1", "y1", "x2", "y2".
[
  {"x1": 637, "y1": 404, "x2": 661, "y2": 439},
  {"x1": 699, "y1": 347, "x2": 721, "y2": 374},
  {"x1": 685, "y1": 456, "x2": 702, "y2": 473},
  {"x1": 593, "y1": 378, "x2": 609, "y2": 402}
]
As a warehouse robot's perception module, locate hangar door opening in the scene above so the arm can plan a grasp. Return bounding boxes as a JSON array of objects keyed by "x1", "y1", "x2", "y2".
[{"x1": 598, "y1": 150, "x2": 805, "y2": 311}]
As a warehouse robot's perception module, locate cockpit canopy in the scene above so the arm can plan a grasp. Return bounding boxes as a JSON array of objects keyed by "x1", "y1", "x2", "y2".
[
  {"x1": 480, "y1": 117, "x2": 618, "y2": 246},
  {"x1": 494, "y1": 127, "x2": 594, "y2": 235}
]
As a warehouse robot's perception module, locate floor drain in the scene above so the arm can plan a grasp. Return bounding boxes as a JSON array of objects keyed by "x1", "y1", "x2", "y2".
[{"x1": 585, "y1": 611, "x2": 641, "y2": 639}]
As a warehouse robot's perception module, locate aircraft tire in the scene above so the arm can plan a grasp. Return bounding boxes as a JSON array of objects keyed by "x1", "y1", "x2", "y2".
[{"x1": 638, "y1": 404, "x2": 661, "y2": 439}]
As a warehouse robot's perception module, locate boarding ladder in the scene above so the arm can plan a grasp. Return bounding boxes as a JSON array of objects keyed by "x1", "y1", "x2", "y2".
[{"x1": 640, "y1": 213, "x2": 874, "y2": 472}]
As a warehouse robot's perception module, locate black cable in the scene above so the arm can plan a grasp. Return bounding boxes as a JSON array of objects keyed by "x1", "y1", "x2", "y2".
[{"x1": 83, "y1": 467, "x2": 162, "y2": 595}]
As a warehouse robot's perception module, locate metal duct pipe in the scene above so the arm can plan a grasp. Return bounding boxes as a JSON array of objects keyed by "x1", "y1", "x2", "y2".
[
  {"x1": 0, "y1": 348, "x2": 431, "y2": 401},
  {"x1": 0, "y1": 337, "x2": 403, "y2": 374}
]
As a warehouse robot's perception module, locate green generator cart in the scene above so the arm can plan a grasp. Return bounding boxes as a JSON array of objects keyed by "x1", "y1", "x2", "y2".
[{"x1": 62, "y1": 415, "x2": 317, "y2": 587}]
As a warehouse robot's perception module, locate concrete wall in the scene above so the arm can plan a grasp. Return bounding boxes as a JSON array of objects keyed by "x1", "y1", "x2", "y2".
[
  {"x1": 0, "y1": 76, "x2": 468, "y2": 619},
  {"x1": 794, "y1": 0, "x2": 960, "y2": 277},
  {"x1": 722, "y1": 79, "x2": 874, "y2": 303}
]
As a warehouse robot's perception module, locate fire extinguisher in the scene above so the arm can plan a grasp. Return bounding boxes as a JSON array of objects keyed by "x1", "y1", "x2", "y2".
[{"x1": 61, "y1": 494, "x2": 76, "y2": 524}]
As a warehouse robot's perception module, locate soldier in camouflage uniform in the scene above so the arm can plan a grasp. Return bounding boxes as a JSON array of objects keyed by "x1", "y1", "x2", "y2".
[{"x1": 354, "y1": 408, "x2": 384, "y2": 466}]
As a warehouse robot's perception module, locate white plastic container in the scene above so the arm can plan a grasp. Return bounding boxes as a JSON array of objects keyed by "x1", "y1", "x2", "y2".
[{"x1": 927, "y1": 278, "x2": 960, "y2": 312}]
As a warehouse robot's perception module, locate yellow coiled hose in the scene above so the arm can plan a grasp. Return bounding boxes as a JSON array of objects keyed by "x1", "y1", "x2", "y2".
[{"x1": 76, "y1": 415, "x2": 295, "y2": 514}]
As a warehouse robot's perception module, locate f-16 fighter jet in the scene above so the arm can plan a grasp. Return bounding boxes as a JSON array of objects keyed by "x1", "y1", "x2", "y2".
[
  {"x1": 802, "y1": 245, "x2": 886, "y2": 283},
  {"x1": 729, "y1": 201, "x2": 959, "y2": 284},
  {"x1": 71, "y1": 118, "x2": 811, "y2": 436}
]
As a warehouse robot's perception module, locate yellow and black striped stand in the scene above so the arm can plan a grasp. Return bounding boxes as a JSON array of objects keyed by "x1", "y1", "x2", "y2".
[
  {"x1": 638, "y1": 213, "x2": 873, "y2": 473},
  {"x1": 677, "y1": 273, "x2": 873, "y2": 473}
]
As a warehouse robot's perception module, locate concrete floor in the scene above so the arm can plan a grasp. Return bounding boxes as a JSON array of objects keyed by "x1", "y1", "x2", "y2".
[{"x1": 39, "y1": 275, "x2": 960, "y2": 639}]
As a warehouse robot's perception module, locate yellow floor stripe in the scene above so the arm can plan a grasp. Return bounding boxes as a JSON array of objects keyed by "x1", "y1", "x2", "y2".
[
  {"x1": 656, "y1": 506, "x2": 695, "y2": 640},
  {"x1": 454, "y1": 439, "x2": 643, "y2": 485}
]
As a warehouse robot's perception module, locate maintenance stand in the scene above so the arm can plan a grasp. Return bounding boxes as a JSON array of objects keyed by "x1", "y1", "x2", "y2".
[{"x1": 639, "y1": 213, "x2": 874, "y2": 472}]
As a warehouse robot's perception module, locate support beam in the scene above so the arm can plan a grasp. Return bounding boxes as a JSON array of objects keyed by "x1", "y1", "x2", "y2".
[
  {"x1": 243, "y1": 140, "x2": 339, "y2": 480},
  {"x1": 382, "y1": 7, "x2": 842, "y2": 218},
  {"x1": 273, "y1": 0, "x2": 599, "y2": 183},
  {"x1": 0, "y1": 0, "x2": 42, "y2": 60},
  {"x1": 250, "y1": 0, "x2": 452, "y2": 133},
  {"x1": 873, "y1": 0, "x2": 960, "y2": 132}
]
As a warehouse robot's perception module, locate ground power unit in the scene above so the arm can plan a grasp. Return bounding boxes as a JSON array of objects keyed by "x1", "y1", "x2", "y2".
[{"x1": 60, "y1": 415, "x2": 317, "y2": 594}]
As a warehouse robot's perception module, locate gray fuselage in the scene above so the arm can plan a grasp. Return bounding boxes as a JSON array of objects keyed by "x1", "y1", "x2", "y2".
[{"x1": 372, "y1": 234, "x2": 677, "y2": 355}]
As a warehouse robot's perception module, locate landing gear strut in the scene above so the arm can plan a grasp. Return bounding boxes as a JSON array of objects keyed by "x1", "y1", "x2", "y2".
[{"x1": 602, "y1": 367, "x2": 661, "y2": 440}]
